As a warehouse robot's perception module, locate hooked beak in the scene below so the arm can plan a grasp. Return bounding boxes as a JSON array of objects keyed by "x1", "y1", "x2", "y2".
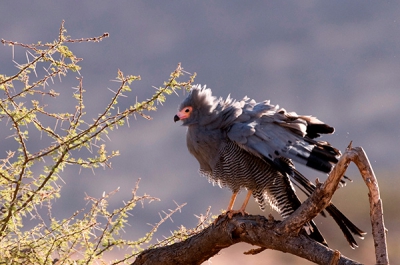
[{"x1": 174, "y1": 115, "x2": 180, "y2": 122}]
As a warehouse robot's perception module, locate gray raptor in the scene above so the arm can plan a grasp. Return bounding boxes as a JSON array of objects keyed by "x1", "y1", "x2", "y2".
[{"x1": 174, "y1": 85, "x2": 365, "y2": 248}]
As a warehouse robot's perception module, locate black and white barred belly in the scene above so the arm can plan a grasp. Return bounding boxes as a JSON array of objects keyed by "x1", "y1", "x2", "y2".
[{"x1": 200, "y1": 140, "x2": 300, "y2": 219}]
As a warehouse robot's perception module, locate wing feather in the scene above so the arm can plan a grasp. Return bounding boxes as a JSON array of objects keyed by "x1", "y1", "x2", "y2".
[{"x1": 228, "y1": 103, "x2": 340, "y2": 173}]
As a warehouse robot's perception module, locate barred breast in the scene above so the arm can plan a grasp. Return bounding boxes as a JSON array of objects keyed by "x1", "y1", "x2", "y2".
[{"x1": 200, "y1": 140, "x2": 300, "y2": 218}]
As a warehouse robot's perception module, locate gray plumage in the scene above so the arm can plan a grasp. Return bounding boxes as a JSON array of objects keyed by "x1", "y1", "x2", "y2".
[{"x1": 174, "y1": 85, "x2": 365, "y2": 247}]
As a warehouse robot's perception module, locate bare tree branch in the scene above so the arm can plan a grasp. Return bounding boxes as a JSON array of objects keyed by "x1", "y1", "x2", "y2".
[
  {"x1": 132, "y1": 214, "x2": 361, "y2": 265},
  {"x1": 346, "y1": 146, "x2": 389, "y2": 264},
  {"x1": 132, "y1": 145, "x2": 389, "y2": 265},
  {"x1": 276, "y1": 144, "x2": 389, "y2": 264}
]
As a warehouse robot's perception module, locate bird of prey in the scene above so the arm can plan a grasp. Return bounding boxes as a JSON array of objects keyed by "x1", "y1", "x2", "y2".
[{"x1": 174, "y1": 85, "x2": 365, "y2": 248}]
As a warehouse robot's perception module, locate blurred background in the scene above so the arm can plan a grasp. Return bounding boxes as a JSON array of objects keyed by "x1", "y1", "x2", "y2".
[{"x1": 1, "y1": 1, "x2": 399, "y2": 264}]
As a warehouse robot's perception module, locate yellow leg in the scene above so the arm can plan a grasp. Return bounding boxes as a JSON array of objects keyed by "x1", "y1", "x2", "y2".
[
  {"x1": 238, "y1": 190, "x2": 252, "y2": 215},
  {"x1": 226, "y1": 191, "x2": 238, "y2": 212},
  {"x1": 226, "y1": 190, "x2": 252, "y2": 218}
]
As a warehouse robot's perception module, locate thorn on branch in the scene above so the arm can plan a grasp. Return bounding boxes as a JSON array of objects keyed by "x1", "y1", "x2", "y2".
[{"x1": 347, "y1": 141, "x2": 353, "y2": 150}]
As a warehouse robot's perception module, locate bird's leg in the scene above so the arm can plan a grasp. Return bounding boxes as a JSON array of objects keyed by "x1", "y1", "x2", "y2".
[
  {"x1": 237, "y1": 190, "x2": 252, "y2": 216},
  {"x1": 227, "y1": 191, "x2": 238, "y2": 211},
  {"x1": 226, "y1": 190, "x2": 251, "y2": 218},
  {"x1": 213, "y1": 192, "x2": 239, "y2": 224},
  {"x1": 225, "y1": 191, "x2": 238, "y2": 218},
  {"x1": 240, "y1": 190, "x2": 252, "y2": 212}
]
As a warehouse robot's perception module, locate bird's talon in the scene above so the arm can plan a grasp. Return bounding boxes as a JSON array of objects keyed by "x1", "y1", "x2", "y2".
[
  {"x1": 225, "y1": 209, "x2": 248, "y2": 219},
  {"x1": 226, "y1": 210, "x2": 234, "y2": 219}
]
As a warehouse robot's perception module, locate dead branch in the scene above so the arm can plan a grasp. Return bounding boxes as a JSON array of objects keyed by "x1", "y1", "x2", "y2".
[
  {"x1": 132, "y1": 146, "x2": 389, "y2": 265},
  {"x1": 347, "y1": 147, "x2": 389, "y2": 264},
  {"x1": 133, "y1": 214, "x2": 361, "y2": 265},
  {"x1": 277, "y1": 145, "x2": 389, "y2": 264}
]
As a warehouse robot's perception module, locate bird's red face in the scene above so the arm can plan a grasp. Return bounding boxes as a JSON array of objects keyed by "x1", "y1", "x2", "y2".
[{"x1": 174, "y1": 106, "x2": 193, "y2": 122}]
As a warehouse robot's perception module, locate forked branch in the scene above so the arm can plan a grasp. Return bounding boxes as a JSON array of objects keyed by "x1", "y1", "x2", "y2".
[
  {"x1": 277, "y1": 145, "x2": 389, "y2": 264},
  {"x1": 133, "y1": 146, "x2": 389, "y2": 265}
]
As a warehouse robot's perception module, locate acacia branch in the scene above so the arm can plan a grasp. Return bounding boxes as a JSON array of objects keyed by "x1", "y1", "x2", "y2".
[{"x1": 132, "y1": 145, "x2": 389, "y2": 265}]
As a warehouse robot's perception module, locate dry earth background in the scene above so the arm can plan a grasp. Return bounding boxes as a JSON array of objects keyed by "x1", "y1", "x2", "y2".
[{"x1": 0, "y1": 1, "x2": 399, "y2": 264}]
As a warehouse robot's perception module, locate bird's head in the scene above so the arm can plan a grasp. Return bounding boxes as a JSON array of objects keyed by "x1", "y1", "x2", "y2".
[
  {"x1": 174, "y1": 105, "x2": 193, "y2": 123},
  {"x1": 174, "y1": 85, "x2": 218, "y2": 126}
]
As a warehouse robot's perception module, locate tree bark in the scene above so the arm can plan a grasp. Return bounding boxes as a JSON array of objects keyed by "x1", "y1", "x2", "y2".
[
  {"x1": 132, "y1": 146, "x2": 389, "y2": 265},
  {"x1": 133, "y1": 214, "x2": 362, "y2": 265}
]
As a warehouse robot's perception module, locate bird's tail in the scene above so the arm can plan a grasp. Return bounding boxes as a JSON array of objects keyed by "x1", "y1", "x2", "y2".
[
  {"x1": 308, "y1": 220, "x2": 328, "y2": 247},
  {"x1": 290, "y1": 165, "x2": 366, "y2": 247}
]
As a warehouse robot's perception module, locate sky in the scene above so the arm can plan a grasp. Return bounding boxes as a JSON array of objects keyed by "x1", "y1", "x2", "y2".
[{"x1": 1, "y1": 1, "x2": 399, "y2": 264}]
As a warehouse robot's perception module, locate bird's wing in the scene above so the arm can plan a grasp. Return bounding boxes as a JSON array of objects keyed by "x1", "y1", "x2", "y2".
[
  {"x1": 225, "y1": 97, "x2": 366, "y2": 247},
  {"x1": 227, "y1": 102, "x2": 340, "y2": 173}
]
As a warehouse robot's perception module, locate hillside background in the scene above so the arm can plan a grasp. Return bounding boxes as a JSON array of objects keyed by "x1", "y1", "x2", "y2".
[{"x1": 0, "y1": 2, "x2": 399, "y2": 264}]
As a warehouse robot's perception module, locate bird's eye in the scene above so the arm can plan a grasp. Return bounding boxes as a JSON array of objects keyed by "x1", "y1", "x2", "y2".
[{"x1": 185, "y1": 108, "x2": 190, "y2": 113}]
